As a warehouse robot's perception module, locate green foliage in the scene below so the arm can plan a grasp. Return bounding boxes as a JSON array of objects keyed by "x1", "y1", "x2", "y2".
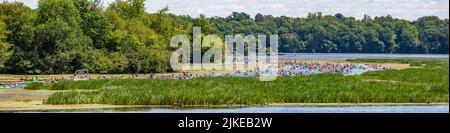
[
  {"x1": 36, "y1": 0, "x2": 82, "y2": 26},
  {"x1": 0, "y1": 21, "x2": 11, "y2": 69},
  {"x1": 213, "y1": 12, "x2": 448, "y2": 54},
  {"x1": 47, "y1": 79, "x2": 110, "y2": 90},
  {"x1": 79, "y1": 8, "x2": 112, "y2": 49},
  {"x1": 80, "y1": 49, "x2": 129, "y2": 73},
  {"x1": 24, "y1": 82, "x2": 45, "y2": 90},
  {"x1": 108, "y1": 0, "x2": 146, "y2": 19},
  {"x1": 0, "y1": 0, "x2": 188, "y2": 74},
  {"x1": 0, "y1": 2, "x2": 32, "y2": 70},
  {"x1": 414, "y1": 16, "x2": 449, "y2": 53}
]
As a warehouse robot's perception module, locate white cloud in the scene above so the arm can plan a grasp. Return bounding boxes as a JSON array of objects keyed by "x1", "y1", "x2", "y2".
[{"x1": 13, "y1": 0, "x2": 450, "y2": 20}]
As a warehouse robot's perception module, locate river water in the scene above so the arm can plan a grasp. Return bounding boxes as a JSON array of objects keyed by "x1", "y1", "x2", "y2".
[
  {"x1": 11, "y1": 105, "x2": 449, "y2": 113},
  {"x1": 229, "y1": 53, "x2": 449, "y2": 60}
]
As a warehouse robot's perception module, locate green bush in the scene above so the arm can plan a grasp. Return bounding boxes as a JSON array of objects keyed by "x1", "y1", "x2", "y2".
[{"x1": 24, "y1": 82, "x2": 45, "y2": 90}]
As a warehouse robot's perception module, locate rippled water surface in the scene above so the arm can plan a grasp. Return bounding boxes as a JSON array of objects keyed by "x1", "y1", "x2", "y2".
[{"x1": 13, "y1": 105, "x2": 449, "y2": 113}]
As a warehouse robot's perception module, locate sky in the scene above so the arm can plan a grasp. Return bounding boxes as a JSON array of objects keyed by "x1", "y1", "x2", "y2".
[{"x1": 13, "y1": 0, "x2": 450, "y2": 20}]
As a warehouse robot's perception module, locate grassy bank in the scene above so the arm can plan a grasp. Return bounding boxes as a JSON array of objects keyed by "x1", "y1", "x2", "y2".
[{"x1": 44, "y1": 59, "x2": 449, "y2": 105}]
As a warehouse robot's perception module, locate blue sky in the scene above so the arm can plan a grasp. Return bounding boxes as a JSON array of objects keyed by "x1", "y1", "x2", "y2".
[{"x1": 14, "y1": 0, "x2": 450, "y2": 20}]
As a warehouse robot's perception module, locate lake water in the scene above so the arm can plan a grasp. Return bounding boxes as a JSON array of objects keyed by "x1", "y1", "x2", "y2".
[{"x1": 13, "y1": 105, "x2": 449, "y2": 113}]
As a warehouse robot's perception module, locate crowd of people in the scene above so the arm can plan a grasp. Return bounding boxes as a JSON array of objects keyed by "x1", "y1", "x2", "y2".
[
  {"x1": 276, "y1": 62, "x2": 385, "y2": 76},
  {"x1": 1, "y1": 62, "x2": 386, "y2": 88},
  {"x1": 143, "y1": 61, "x2": 386, "y2": 80}
]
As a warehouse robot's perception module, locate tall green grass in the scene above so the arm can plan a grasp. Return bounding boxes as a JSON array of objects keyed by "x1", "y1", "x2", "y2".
[
  {"x1": 24, "y1": 82, "x2": 45, "y2": 90},
  {"x1": 44, "y1": 59, "x2": 449, "y2": 105},
  {"x1": 45, "y1": 79, "x2": 111, "y2": 90}
]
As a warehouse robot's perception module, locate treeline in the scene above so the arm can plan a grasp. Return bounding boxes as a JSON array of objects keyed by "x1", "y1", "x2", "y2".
[
  {"x1": 213, "y1": 12, "x2": 448, "y2": 54},
  {"x1": 0, "y1": 0, "x2": 448, "y2": 74}
]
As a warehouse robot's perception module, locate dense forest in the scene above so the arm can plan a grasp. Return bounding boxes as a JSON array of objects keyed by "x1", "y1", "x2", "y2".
[{"x1": 0, "y1": 0, "x2": 448, "y2": 74}]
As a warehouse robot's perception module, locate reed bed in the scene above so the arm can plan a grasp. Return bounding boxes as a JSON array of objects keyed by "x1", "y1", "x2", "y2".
[
  {"x1": 24, "y1": 82, "x2": 45, "y2": 90},
  {"x1": 44, "y1": 59, "x2": 449, "y2": 105}
]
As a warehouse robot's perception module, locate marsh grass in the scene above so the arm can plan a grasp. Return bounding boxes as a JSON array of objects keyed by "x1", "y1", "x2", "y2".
[
  {"x1": 44, "y1": 59, "x2": 449, "y2": 105},
  {"x1": 24, "y1": 82, "x2": 45, "y2": 90}
]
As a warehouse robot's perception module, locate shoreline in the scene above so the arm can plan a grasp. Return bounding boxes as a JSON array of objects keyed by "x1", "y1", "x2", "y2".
[{"x1": 0, "y1": 59, "x2": 411, "y2": 84}]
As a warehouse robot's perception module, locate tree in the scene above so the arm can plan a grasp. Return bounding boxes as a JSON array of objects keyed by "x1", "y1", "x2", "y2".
[
  {"x1": 255, "y1": 13, "x2": 265, "y2": 22},
  {"x1": 227, "y1": 12, "x2": 251, "y2": 21},
  {"x1": 81, "y1": 10, "x2": 112, "y2": 49},
  {"x1": 362, "y1": 14, "x2": 372, "y2": 23},
  {"x1": 108, "y1": 0, "x2": 145, "y2": 19},
  {"x1": 396, "y1": 21, "x2": 422, "y2": 53},
  {"x1": 80, "y1": 49, "x2": 128, "y2": 73},
  {"x1": 362, "y1": 27, "x2": 384, "y2": 53},
  {"x1": 36, "y1": 0, "x2": 82, "y2": 27},
  {"x1": 0, "y1": 2, "x2": 32, "y2": 70},
  {"x1": 1, "y1": 0, "x2": 449, "y2": 74},
  {"x1": 0, "y1": 21, "x2": 11, "y2": 69},
  {"x1": 75, "y1": 0, "x2": 112, "y2": 49},
  {"x1": 374, "y1": 16, "x2": 398, "y2": 53},
  {"x1": 193, "y1": 14, "x2": 217, "y2": 35},
  {"x1": 415, "y1": 16, "x2": 449, "y2": 53},
  {"x1": 334, "y1": 13, "x2": 345, "y2": 21},
  {"x1": 0, "y1": 1, "x2": 33, "y2": 43},
  {"x1": 5, "y1": 0, "x2": 92, "y2": 74},
  {"x1": 35, "y1": 19, "x2": 92, "y2": 73}
]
